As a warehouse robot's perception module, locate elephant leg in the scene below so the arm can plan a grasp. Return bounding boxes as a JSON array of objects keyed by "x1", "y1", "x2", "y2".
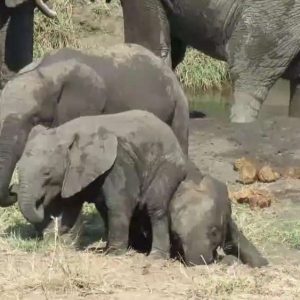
[
  {"x1": 224, "y1": 219, "x2": 268, "y2": 268},
  {"x1": 142, "y1": 162, "x2": 184, "y2": 259},
  {"x1": 106, "y1": 208, "x2": 131, "y2": 255},
  {"x1": 149, "y1": 213, "x2": 169, "y2": 259},
  {"x1": 121, "y1": 0, "x2": 172, "y2": 67},
  {"x1": 7, "y1": 2, "x2": 34, "y2": 72},
  {"x1": 58, "y1": 199, "x2": 84, "y2": 247},
  {"x1": 170, "y1": 36, "x2": 187, "y2": 70},
  {"x1": 227, "y1": 13, "x2": 299, "y2": 123},
  {"x1": 0, "y1": 2, "x2": 34, "y2": 88},
  {"x1": 0, "y1": 3, "x2": 10, "y2": 88},
  {"x1": 102, "y1": 177, "x2": 132, "y2": 255},
  {"x1": 289, "y1": 79, "x2": 300, "y2": 117}
]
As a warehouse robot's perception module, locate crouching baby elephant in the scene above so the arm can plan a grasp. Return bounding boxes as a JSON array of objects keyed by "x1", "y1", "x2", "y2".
[
  {"x1": 13, "y1": 110, "x2": 187, "y2": 257},
  {"x1": 169, "y1": 170, "x2": 268, "y2": 267}
]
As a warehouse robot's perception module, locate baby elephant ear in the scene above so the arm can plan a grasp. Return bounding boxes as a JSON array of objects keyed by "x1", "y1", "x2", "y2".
[{"x1": 61, "y1": 130, "x2": 118, "y2": 198}]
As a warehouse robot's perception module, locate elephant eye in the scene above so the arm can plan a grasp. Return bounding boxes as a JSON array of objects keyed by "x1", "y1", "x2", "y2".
[
  {"x1": 210, "y1": 226, "x2": 219, "y2": 239},
  {"x1": 42, "y1": 168, "x2": 51, "y2": 176}
]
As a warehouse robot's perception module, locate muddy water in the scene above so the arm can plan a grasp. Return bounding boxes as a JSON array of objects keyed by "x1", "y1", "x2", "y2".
[{"x1": 188, "y1": 79, "x2": 290, "y2": 119}]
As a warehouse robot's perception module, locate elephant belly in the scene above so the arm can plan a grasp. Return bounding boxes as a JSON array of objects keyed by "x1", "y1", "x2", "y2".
[{"x1": 169, "y1": 0, "x2": 238, "y2": 61}]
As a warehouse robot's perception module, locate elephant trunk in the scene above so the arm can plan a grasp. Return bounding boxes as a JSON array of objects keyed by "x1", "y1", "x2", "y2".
[
  {"x1": 17, "y1": 167, "x2": 44, "y2": 224},
  {"x1": 0, "y1": 116, "x2": 31, "y2": 207},
  {"x1": 34, "y1": 0, "x2": 57, "y2": 18}
]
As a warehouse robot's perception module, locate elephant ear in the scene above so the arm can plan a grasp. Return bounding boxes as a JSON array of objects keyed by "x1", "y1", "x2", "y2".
[{"x1": 61, "y1": 129, "x2": 118, "y2": 198}]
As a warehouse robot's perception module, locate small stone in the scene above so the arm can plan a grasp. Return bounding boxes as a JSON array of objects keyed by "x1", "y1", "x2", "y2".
[{"x1": 257, "y1": 165, "x2": 281, "y2": 183}]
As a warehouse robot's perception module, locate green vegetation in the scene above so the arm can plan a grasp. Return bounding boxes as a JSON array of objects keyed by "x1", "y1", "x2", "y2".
[{"x1": 176, "y1": 48, "x2": 230, "y2": 92}]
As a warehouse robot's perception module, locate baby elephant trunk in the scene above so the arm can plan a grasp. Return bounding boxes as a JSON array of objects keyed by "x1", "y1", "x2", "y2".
[{"x1": 17, "y1": 170, "x2": 45, "y2": 224}]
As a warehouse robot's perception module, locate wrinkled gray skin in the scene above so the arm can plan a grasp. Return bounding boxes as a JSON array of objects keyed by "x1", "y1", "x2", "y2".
[
  {"x1": 14, "y1": 110, "x2": 187, "y2": 258},
  {"x1": 0, "y1": 0, "x2": 56, "y2": 88},
  {"x1": 0, "y1": 44, "x2": 189, "y2": 207},
  {"x1": 169, "y1": 170, "x2": 268, "y2": 267},
  {"x1": 113, "y1": 0, "x2": 300, "y2": 123}
]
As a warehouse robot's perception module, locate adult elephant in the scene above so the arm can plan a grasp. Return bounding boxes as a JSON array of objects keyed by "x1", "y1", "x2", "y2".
[
  {"x1": 111, "y1": 0, "x2": 300, "y2": 123},
  {"x1": 0, "y1": 0, "x2": 56, "y2": 87}
]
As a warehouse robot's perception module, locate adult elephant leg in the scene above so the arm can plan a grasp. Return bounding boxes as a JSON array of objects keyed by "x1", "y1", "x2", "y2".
[
  {"x1": 0, "y1": 3, "x2": 10, "y2": 88},
  {"x1": 170, "y1": 36, "x2": 186, "y2": 70},
  {"x1": 289, "y1": 79, "x2": 300, "y2": 117},
  {"x1": 121, "y1": 0, "x2": 172, "y2": 67},
  {"x1": 7, "y1": 1, "x2": 34, "y2": 72},
  {"x1": 0, "y1": 1, "x2": 34, "y2": 87},
  {"x1": 227, "y1": 10, "x2": 299, "y2": 123}
]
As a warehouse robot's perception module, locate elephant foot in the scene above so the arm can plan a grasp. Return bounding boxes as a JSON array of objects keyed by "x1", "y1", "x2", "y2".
[
  {"x1": 40, "y1": 213, "x2": 84, "y2": 249},
  {"x1": 230, "y1": 92, "x2": 261, "y2": 123}
]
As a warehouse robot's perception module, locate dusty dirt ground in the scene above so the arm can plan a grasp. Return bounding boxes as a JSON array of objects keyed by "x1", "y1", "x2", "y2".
[{"x1": 1, "y1": 2, "x2": 300, "y2": 299}]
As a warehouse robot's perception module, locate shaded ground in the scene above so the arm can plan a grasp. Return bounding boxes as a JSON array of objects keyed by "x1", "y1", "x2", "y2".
[{"x1": 189, "y1": 116, "x2": 300, "y2": 265}]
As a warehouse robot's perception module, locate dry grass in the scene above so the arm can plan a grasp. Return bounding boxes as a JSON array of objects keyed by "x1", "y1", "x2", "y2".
[
  {"x1": 33, "y1": 0, "x2": 80, "y2": 58},
  {"x1": 0, "y1": 241, "x2": 300, "y2": 299},
  {"x1": 0, "y1": 199, "x2": 300, "y2": 298}
]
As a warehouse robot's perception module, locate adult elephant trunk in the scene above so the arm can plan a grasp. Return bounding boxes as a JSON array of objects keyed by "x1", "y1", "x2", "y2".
[
  {"x1": 0, "y1": 116, "x2": 32, "y2": 206},
  {"x1": 17, "y1": 167, "x2": 44, "y2": 224},
  {"x1": 5, "y1": 0, "x2": 57, "y2": 18},
  {"x1": 34, "y1": 0, "x2": 57, "y2": 18}
]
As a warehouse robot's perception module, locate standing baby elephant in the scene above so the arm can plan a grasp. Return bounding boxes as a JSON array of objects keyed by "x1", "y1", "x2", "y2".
[
  {"x1": 14, "y1": 110, "x2": 187, "y2": 257},
  {"x1": 169, "y1": 169, "x2": 268, "y2": 267}
]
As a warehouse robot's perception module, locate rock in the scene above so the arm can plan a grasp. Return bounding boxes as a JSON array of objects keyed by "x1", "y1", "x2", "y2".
[
  {"x1": 233, "y1": 157, "x2": 258, "y2": 184},
  {"x1": 257, "y1": 165, "x2": 281, "y2": 183},
  {"x1": 282, "y1": 167, "x2": 300, "y2": 179},
  {"x1": 229, "y1": 187, "x2": 273, "y2": 209}
]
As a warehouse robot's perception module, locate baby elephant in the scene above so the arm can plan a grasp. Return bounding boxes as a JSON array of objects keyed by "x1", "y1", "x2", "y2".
[
  {"x1": 169, "y1": 169, "x2": 268, "y2": 267},
  {"x1": 13, "y1": 110, "x2": 267, "y2": 266},
  {"x1": 14, "y1": 110, "x2": 187, "y2": 257}
]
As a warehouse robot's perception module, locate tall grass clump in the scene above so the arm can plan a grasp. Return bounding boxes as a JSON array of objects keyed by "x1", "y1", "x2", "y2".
[
  {"x1": 33, "y1": 0, "x2": 80, "y2": 58},
  {"x1": 176, "y1": 48, "x2": 230, "y2": 92}
]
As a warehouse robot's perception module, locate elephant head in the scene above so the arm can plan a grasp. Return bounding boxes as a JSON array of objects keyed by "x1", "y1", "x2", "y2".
[
  {"x1": 5, "y1": 0, "x2": 57, "y2": 18},
  {"x1": 16, "y1": 123, "x2": 118, "y2": 224},
  {"x1": 0, "y1": 50, "x2": 107, "y2": 207},
  {"x1": 170, "y1": 174, "x2": 268, "y2": 267}
]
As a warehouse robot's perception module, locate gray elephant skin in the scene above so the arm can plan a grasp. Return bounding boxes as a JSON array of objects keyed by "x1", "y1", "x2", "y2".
[
  {"x1": 15, "y1": 110, "x2": 187, "y2": 258},
  {"x1": 14, "y1": 110, "x2": 267, "y2": 267},
  {"x1": 169, "y1": 172, "x2": 268, "y2": 267},
  {"x1": 0, "y1": 43, "x2": 189, "y2": 207},
  {"x1": 0, "y1": 0, "x2": 56, "y2": 87},
  {"x1": 113, "y1": 0, "x2": 300, "y2": 123}
]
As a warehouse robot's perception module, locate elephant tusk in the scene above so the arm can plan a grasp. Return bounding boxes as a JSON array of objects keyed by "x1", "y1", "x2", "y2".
[{"x1": 34, "y1": 0, "x2": 57, "y2": 18}]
